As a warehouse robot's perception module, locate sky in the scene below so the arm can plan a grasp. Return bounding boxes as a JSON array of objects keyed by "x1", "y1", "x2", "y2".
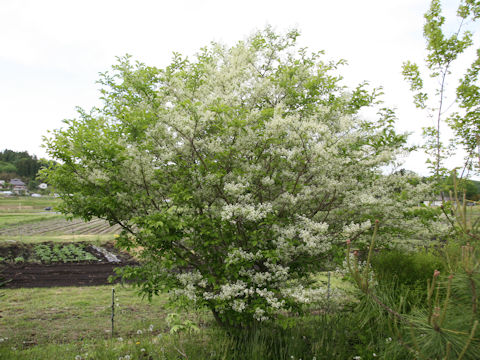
[{"x1": 0, "y1": 0, "x2": 478, "y2": 176}]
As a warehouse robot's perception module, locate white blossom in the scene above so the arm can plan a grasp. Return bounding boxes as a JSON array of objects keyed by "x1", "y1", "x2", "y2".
[
  {"x1": 253, "y1": 307, "x2": 269, "y2": 322},
  {"x1": 342, "y1": 220, "x2": 372, "y2": 237},
  {"x1": 44, "y1": 28, "x2": 440, "y2": 326},
  {"x1": 232, "y1": 300, "x2": 246, "y2": 312}
]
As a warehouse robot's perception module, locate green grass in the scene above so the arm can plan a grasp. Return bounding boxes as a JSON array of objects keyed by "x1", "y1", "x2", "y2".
[
  {"x1": 312, "y1": 271, "x2": 356, "y2": 292},
  {"x1": 0, "y1": 285, "x2": 226, "y2": 360},
  {"x1": 0, "y1": 305, "x2": 392, "y2": 360},
  {"x1": 0, "y1": 213, "x2": 62, "y2": 228},
  {"x1": 0, "y1": 273, "x2": 380, "y2": 360},
  {"x1": 0, "y1": 196, "x2": 63, "y2": 229},
  {"x1": 0, "y1": 283, "x2": 388, "y2": 360},
  {"x1": 0, "y1": 286, "x2": 174, "y2": 345},
  {"x1": 0, "y1": 196, "x2": 60, "y2": 213},
  {"x1": 0, "y1": 234, "x2": 117, "y2": 245}
]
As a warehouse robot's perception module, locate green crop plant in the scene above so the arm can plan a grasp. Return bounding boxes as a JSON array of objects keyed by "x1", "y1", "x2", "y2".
[{"x1": 33, "y1": 244, "x2": 53, "y2": 264}]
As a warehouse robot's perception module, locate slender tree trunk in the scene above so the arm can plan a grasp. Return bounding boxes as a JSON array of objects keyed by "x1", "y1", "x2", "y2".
[{"x1": 211, "y1": 308, "x2": 226, "y2": 328}]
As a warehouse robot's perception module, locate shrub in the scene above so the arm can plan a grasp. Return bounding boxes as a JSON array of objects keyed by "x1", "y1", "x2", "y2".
[
  {"x1": 371, "y1": 248, "x2": 444, "y2": 287},
  {"x1": 44, "y1": 27, "x2": 434, "y2": 327}
]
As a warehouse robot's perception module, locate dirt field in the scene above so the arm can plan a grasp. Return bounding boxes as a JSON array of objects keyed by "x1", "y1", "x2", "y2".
[
  {"x1": 2, "y1": 262, "x2": 134, "y2": 288},
  {"x1": 1, "y1": 242, "x2": 137, "y2": 288}
]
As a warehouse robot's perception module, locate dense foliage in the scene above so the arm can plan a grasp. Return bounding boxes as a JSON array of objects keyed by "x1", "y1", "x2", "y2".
[
  {"x1": 0, "y1": 149, "x2": 51, "y2": 186},
  {"x1": 44, "y1": 28, "x2": 435, "y2": 327}
]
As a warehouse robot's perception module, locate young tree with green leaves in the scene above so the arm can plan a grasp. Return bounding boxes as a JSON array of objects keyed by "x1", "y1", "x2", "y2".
[
  {"x1": 44, "y1": 28, "x2": 433, "y2": 327},
  {"x1": 402, "y1": 0, "x2": 480, "y2": 178}
]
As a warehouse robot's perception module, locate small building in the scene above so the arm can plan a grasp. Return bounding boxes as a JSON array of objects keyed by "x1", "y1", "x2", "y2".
[
  {"x1": 9, "y1": 178, "x2": 27, "y2": 194},
  {"x1": 0, "y1": 180, "x2": 5, "y2": 188}
]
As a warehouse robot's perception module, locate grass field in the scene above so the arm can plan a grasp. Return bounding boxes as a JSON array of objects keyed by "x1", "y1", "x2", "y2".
[
  {"x1": 0, "y1": 196, "x2": 60, "y2": 213},
  {"x1": 0, "y1": 286, "x2": 173, "y2": 345},
  {"x1": 0, "y1": 284, "x2": 368, "y2": 360},
  {"x1": 0, "y1": 213, "x2": 63, "y2": 228},
  {"x1": 0, "y1": 286, "x2": 216, "y2": 360},
  {"x1": 0, "y1": 196, "x2": 172, "y2": 358},
  {"x1": 0, "y1": 234, "x2": 117, "y2": 245},
  {"x1": 0, "y1": 197, "x2": 120, "y2": 241}
]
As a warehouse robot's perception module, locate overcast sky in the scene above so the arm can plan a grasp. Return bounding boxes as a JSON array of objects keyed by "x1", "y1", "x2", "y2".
[{"x1": 1, "y1": 0, "x2": 478, "y2": 176}]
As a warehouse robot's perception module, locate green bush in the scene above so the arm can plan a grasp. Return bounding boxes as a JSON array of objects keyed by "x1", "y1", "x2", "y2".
[{"x1": 371, "y1": 248, "x2": 444, "y2": 287}]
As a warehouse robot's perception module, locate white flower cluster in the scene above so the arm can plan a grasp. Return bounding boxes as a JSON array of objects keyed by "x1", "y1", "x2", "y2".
[
  {"x1": 342, "y1": 220, "x2": 372, "y2": 238},
  {"x1": 223, "y1": 181, "x2": 248, "y2": 197},
  {"x1": 256, "y1": 288, "x2": 285, "y2": 309},
  {"x1": 297, "y1": 216, "x2": 330, "y2": 253},
  {"x1": 86, "y1": 168, "x2": 109, "y2": 184},
  {"x1": 236, "y1": 262, "x2": 289, "y2": 287},
  {"x1": 220, "y1": 202, "x2": 273, "y2": 222},
  {"x1": 173, "y1": 271, "x2": 207, "y2": 301},
  {"x1": 356, "y1": 193, "x2": 377, "y2": 206},
  {"x1": 225, "y1": 248, "x2": 260, "y2": 265},
  {"x1": 202, "y1": 277, "x2": 286, "y2": 314},
  {"x1": 281, "y1": 285, "x2": 326, "y2": 304},
  {"x1": 253, "y1": 307, "x2": 269, "y2": 322},
  {"x1": 272, "y1": 216, "x2": 331, "y2": 259},
  {"x1": 232, "y1": 300, "x2": 246, "y2": 312}
]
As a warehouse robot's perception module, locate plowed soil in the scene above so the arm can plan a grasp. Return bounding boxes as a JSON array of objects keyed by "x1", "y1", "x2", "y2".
[
  {"x1": 2, "y1": 262, "x2": 133, "y2": 288},
  {"x1": 0, "y1": 242, "x2": 137, "y2": 288}
]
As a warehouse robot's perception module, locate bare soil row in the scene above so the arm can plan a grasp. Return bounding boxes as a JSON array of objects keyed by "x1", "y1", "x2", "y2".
[{"x1": 2, "y1": 263, "x2": 132, "y2": 288}]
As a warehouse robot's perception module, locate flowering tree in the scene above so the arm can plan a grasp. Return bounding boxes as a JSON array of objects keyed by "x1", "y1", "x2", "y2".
[{"x1": 44, "y1": 28, "x2": 431, "y2": 327}]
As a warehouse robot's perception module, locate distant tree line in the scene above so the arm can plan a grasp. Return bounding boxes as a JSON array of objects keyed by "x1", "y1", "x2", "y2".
[
  {"x1": 396, "y1": 168, "x2": 480, "y2": 201},
  {"x1": 0, "y1": 150, "x2": 55, "y2": 190},
  {"x1": 440, "y1": 174, "x2": 480, "y2": 201}
]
